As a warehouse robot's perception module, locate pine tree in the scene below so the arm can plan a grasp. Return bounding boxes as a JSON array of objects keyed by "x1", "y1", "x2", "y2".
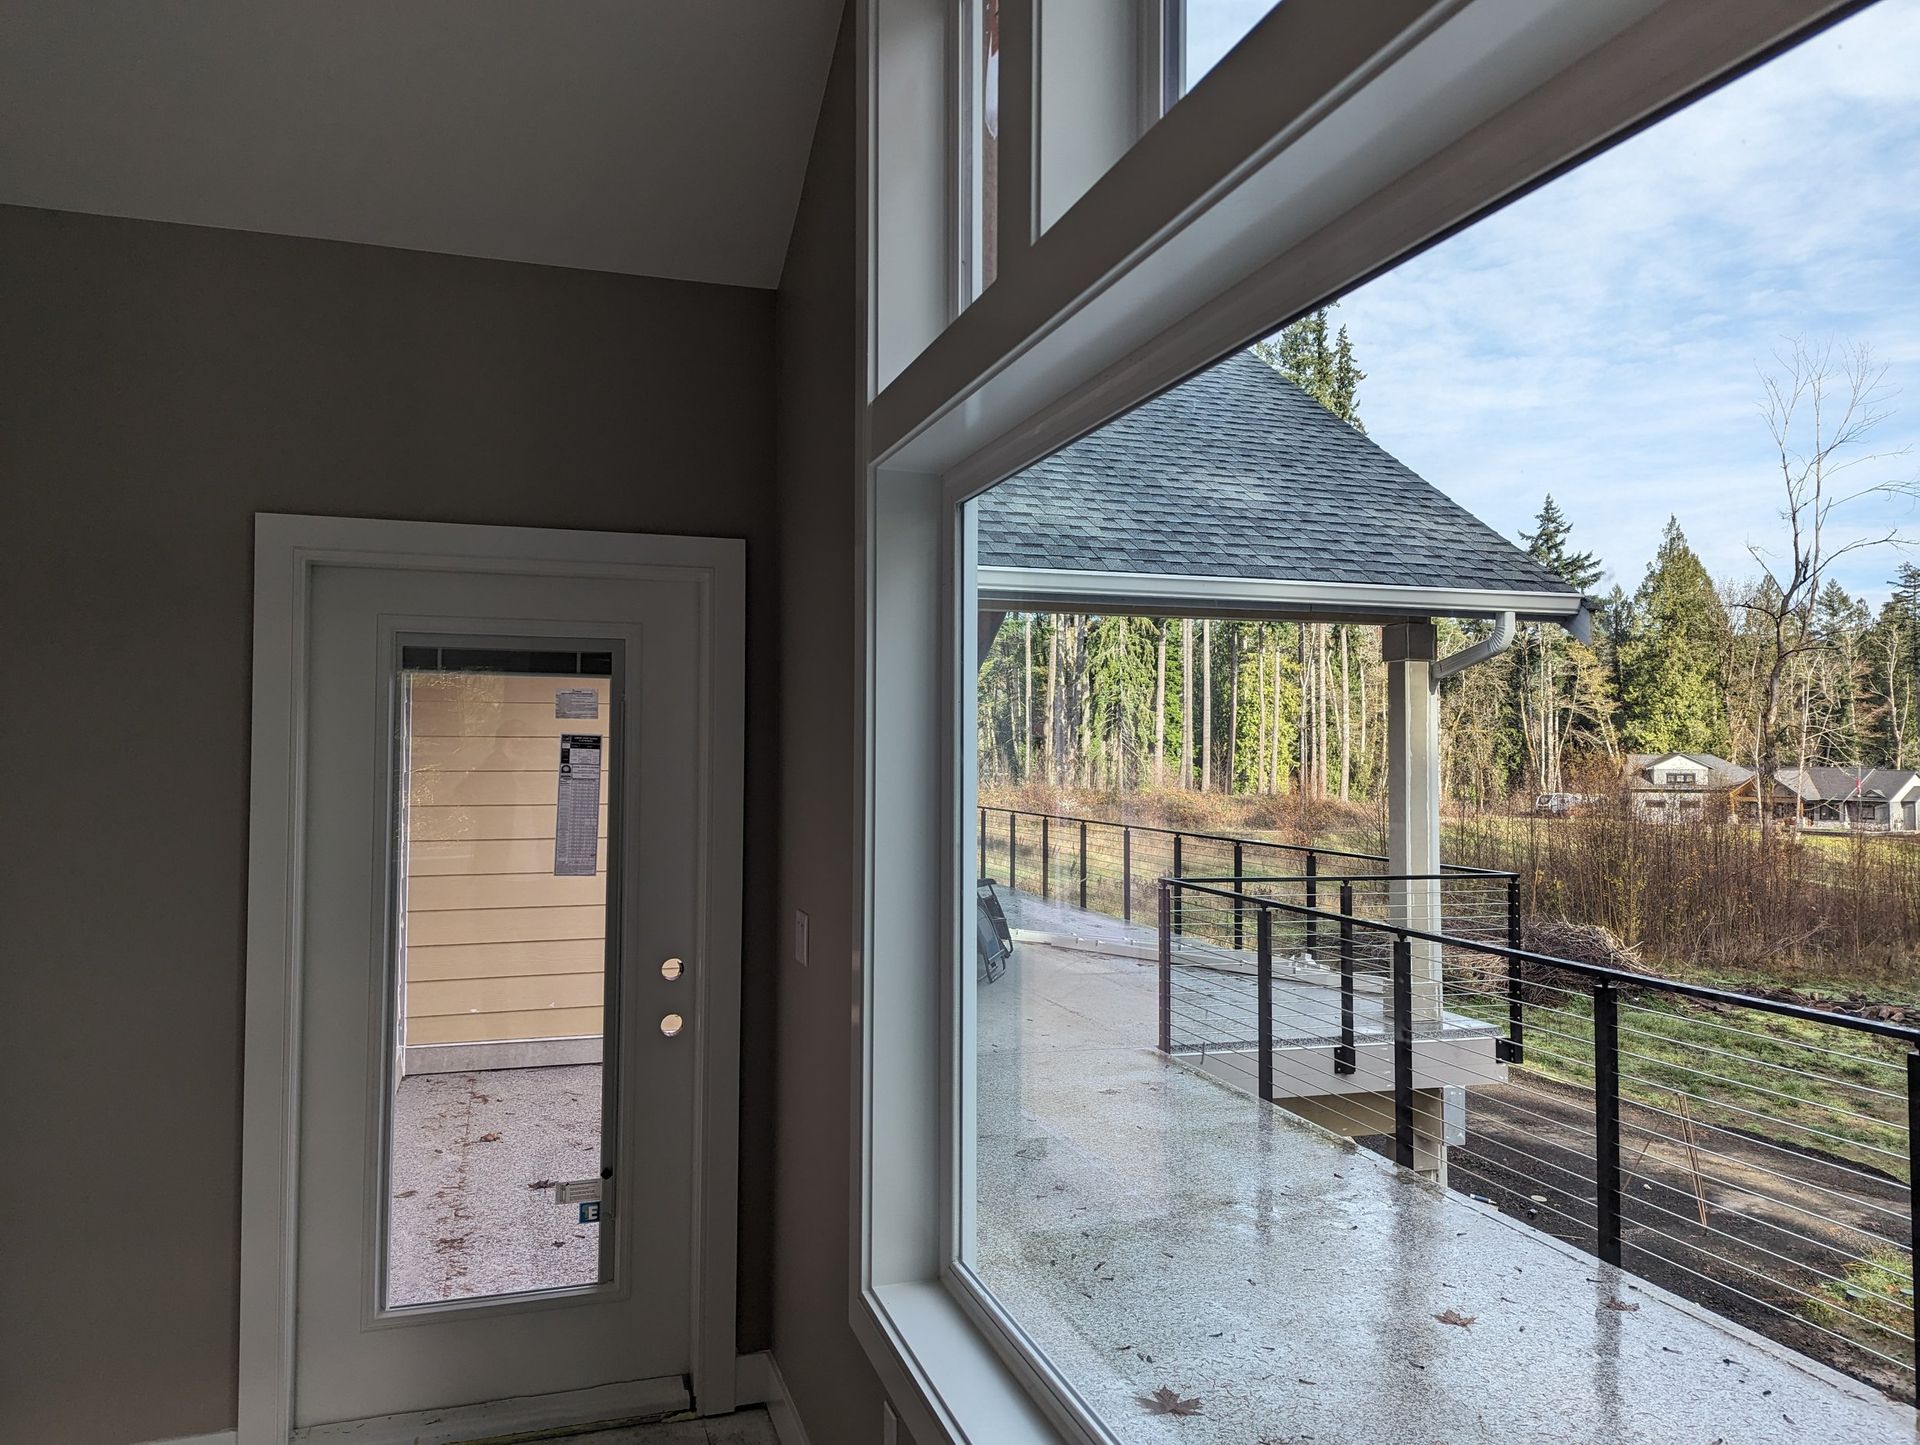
[
  {"x1": 1510, "y1": 496, "x2": 1605, "y2": 791},
  {"x1": 1254, "y1": 304, "x2": 1365, "y2": 431},
  {"x1": 1617, "y1": 518, "x2": 1729, "y2": 755},
  {"x1": 1520, "y1": 495, "x2": 1603, "y2": 593}
]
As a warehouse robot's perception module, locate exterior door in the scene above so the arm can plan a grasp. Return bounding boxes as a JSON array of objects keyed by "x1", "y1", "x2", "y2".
[{"x1": 287, "y1": 551, "x2": 710, "y2": 1431}]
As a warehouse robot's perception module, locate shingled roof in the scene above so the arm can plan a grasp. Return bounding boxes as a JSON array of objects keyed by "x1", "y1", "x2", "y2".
[{"x1": 977, "y1": 351, "x2": 1585, "y2": 624}]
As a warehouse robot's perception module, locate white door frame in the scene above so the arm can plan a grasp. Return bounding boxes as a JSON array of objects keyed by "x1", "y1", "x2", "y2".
[{"x1": 239, "y1": 514, "x2": 746, "y2": 1443}]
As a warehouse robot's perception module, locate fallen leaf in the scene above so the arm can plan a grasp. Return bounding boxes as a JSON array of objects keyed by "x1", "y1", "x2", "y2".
[
  {"x1": 1603, "y1": 1297, "x2": 1640, "y2": 1313},
  {"x1": 1136, "y1": 1386, "x2": 1203, "y2": 1417},
  {"x1": 476, "y1": 1131, "x2": 503, "y2": 1143},
  {"x1": 528, "y1": 1179, "x2": 555, "y2": 1190},
  {"x1": 393, "y1": 1189, "x2": 417, "y2": 1199},
  {"x1": 1434, "y1": 1309, "x2": 1477, "y2": 1328}
]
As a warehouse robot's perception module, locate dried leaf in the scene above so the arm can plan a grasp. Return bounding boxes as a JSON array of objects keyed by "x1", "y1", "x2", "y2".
[
  {"x1": 476, "y1": 1131, "x2": 503, "y2": 1143},
  {"x1": 1603, "y1": 1297, "x2": 1640, "y2": 1313},
  {"x1": 1136, "y1": 1385, "x2": 1203, "y2": 1416},
  {"x1": 1434, "y1": 1308, "x2": 1477, "y2": 1328},
  {"x1": 528, "y1": 1178, "x2": 555, "y2": 1190},
  {"x1": 392, "y1": 1189, "x2": 417, "y2": 1199}
]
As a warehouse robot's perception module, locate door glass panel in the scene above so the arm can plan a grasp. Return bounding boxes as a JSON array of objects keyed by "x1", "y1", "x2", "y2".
[{"x1": 384, "y1": 644, "x2": 618, "y2": 1307}]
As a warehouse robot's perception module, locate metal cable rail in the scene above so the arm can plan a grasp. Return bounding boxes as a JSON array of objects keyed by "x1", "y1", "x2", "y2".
[
  {"x1": 1156, "y1": 873, "x2": 1920, "y2": 1395},
  {"x1": 977, "y1": 803, "x2": 1516, "y2": 930}
]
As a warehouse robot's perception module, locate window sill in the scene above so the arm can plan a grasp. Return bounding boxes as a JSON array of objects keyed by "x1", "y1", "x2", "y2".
[{"x1": 855, "y1": 1280, "x2": 1070, "y2": 1445}]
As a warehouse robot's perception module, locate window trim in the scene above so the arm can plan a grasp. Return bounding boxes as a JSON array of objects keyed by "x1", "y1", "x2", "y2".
[{"x1": 853, "y1": 3, "x2": 1864, "y2": 1441}]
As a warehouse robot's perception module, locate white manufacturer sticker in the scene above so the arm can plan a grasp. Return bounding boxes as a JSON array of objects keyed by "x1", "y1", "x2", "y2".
[
  {"x1": 555, "y1": 687, "x2": 599, "y2": 720},
  {"x1": 554, "y1": 1179, "x2": 603, "y2": 1206},
  {"x1": 554, "y1": 734, "x2": 602, "y2": 877}
]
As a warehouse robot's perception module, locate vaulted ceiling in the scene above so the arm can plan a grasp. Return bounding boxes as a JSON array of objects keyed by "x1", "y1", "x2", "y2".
[{"x1": 0, "y1": 1, "x2": 844, "y2": 288}]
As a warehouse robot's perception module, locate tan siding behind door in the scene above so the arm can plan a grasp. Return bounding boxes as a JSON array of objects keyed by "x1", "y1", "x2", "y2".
[{"x1": 401, "y1": 672, "x2": 610, "y2": 1057}]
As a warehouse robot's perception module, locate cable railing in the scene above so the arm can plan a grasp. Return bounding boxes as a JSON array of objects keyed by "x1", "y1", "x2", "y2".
[
  {"x1": 1158, "y1": 873, "x2": 1920, "y2": 1402},
  {"x1": 975, "y1": 803, "x2": 1507, "y2": 930}
]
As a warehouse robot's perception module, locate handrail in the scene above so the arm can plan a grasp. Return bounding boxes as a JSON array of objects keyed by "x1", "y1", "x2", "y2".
[
  {"x1": 1181, "y1": 870, "x2": 1517, "y2": 884},
  {"x1": 1162, "y1": 876, "x2": 1920, "y2": 1045},
  {"x1": 980, "y1": 803, "x2": 1499, "y2": 874},
  {"x1": 983, "y1": 804, "x2": 1397, "y2": 865}
]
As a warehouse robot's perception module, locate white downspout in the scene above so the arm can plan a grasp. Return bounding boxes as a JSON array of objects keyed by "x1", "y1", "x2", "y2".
[{"x1": 1431, "y1": 610, "x2": 1517, "y2": 686}]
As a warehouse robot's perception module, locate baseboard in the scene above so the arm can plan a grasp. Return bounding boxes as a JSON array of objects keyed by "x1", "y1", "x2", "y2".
[
  {"x1": 148, "y1": 1356, "x2": 790, "y2": 1445},
  {"x1": 734, "y1": 1351, "x2": 811, "y2": 1445},
  {"x1": 291, "y1": 1374, "x2": 688, "y2": 1444}
]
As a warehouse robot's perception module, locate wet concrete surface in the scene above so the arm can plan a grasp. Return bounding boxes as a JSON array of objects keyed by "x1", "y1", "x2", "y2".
[
  {"x1": 974, "y1": 936, "x2": 1913, "y2": 1443},
  {"x1": 389, "y1": 1064, "x2": 603, "y2": 1305}
]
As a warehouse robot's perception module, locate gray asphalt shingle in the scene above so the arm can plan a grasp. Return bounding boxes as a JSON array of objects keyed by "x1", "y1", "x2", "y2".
[{"x1": 977, "y1": 351, "x2": 1579, "y2": 598}]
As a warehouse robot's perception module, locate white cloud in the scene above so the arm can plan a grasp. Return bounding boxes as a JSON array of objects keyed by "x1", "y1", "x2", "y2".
[{"x1": 1327, "y1": 0, "x2": 1920, "y2": 602}]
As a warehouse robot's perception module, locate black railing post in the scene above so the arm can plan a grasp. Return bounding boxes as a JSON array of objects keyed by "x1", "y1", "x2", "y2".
[
  {"x1": 1305, "y1": 852, "x2": 1320, "y2": 961},
  {"x1": 1499, "y1": 873, "x2": 1525, "y2": 1064},
  {"x1": 1122, "y1": 827, "x2": 1133, "y2": 923},
  {"x1": 1336, "y1": 881, "x2": 1357, "y2": 1075},
  {"x1": 1157, "y1": 883, "x2": 1173, "y2": 1054},
  {"x1": 1079, "y1": 821, "x2": 1089, "y2": 911},
  {"x1": 1908, "y1": 1052, "x2": 1919, "y2": 1389},
  {"x1": 1594, "y1": 979, "x2": 1624, "y2": 1266},
  {"x1": 1257, "y1": 907, "x2": 1274, "y2": 1104},
  {"x1": 1171, "y1": 834, "x2": 1184, "y2": 938},
  {"x1": 1393, "y1": 935, "x2": 1415, "y2": 1169},
  {"x1": 1009, "y1": 813, "x2": 1018, "y2": 893},
  {"x1": 1233, "y1": 841, "x2": 1245, "y2": 951},
  {"x1": 978, "y1": 806, "x2": 986, "y2": 879},
  {"x1": 1041, "y1": 816, "x2": 1051, "y2": 899}
]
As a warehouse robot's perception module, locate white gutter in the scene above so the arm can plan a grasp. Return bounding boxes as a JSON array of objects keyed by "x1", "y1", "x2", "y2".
[
  {"x1": 978, "y1": 565, "x2": 1589, "y2": 626},
  {"x1": 1432, "y1": 610, "x2": 1516, "y2": 684}
]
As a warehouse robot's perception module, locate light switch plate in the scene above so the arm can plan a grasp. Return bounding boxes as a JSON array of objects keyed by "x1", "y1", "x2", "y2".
[{"x1": 795, "y1": 908, "x2": 809, "y2": 966}]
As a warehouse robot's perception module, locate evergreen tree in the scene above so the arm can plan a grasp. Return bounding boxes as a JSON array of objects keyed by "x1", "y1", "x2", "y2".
[
  {"x1": 1521, "y1": 495, "x2": 1603, "y2": 593},
  {"x1": 1617, "y1": 518, "x2": 1729, "y2": 755},
  {"x1": 1254, "y1": 304, "x2": 1365, "y2": 431}
]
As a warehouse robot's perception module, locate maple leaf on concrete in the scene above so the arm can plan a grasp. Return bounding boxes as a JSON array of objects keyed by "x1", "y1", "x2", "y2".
[{"x1": 1136, "y1": 1385, "x2": 1203, "y2": 1416}]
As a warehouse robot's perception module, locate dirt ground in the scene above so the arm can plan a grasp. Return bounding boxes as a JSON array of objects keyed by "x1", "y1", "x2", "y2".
[{"x1": 1416, "y1": 1072, "x2": 1915, "y2": 1402}]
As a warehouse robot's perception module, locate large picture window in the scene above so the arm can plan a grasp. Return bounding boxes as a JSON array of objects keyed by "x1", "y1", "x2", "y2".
[{"x1": 858, "y1": 4, "x2": 1894, "y2": 1443}]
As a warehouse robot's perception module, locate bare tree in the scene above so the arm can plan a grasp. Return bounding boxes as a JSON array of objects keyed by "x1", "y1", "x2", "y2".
[
  {"x1": 1179, "y1": 618, "x2": 1194, "y2": 789},
  {"x1": 1022, "y1": 615, "x2": 1033, "y2": 781},
  {"x1": 1153, "y1": 620, "x2": 1167, "y2": 786},
  {"x1": 1201, "y1": 619, "x2": 1214, "y2": 792},
  {"x1": 1742, "y1": 340, "x2": 1911, "y2": 833}
]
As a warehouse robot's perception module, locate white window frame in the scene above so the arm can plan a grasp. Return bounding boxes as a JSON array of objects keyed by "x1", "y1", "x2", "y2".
[{"x1": 854, "y1": 2, "x2": 1860, "y2": 1441}]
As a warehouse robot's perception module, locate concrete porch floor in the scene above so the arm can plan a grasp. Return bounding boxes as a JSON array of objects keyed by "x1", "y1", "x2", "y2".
[
  {"x1": 974, "y1": 908, "x2": 1912, "y2": 1443},
  {"x1": 389, "y1": 1063, "x2": 603, "y2": 1305}
]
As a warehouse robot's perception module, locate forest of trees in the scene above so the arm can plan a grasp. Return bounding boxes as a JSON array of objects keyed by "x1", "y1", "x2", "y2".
[{"x1": 977, "y1": 317, "x2": 1917, "y2": 810}]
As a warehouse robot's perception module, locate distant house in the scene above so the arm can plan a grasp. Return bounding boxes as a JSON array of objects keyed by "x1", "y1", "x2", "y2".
[
  {"x1": 1626, "y1": 752, "x2": 1752, "y2": 821},
  {"x1": 1630, "y1": 753, "x2": 1920, "y2": 829},
  {"x1": 1769, "y1": 766, "x2": 1920, "y2": 830}
]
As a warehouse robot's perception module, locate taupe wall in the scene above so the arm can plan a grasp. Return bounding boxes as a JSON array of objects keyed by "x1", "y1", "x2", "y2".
[
  {"x1": 0, "y1": 205, "x2": 780, "y2": 1444},
  {"x1": 771, "y1": 11, "x2": 907, "y2": 1445}
]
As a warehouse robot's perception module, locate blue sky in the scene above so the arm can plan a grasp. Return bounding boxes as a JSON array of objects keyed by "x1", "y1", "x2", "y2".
[{"x1": 1306, "y1": 1, "x2": 1920, "y2": 607}]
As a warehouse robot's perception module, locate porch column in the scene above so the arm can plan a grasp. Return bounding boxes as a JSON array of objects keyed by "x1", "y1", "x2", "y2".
[{"x1": 1382, "y1": 620, "x2": 1442, "y2": 1022}]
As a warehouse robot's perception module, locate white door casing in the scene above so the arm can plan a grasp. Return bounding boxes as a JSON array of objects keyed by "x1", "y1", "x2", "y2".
[{"x1": 241, "y1": 516, "x2": 744, "y2": 1442}]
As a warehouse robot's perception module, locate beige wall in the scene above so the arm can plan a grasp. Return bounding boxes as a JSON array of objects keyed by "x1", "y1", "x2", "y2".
[
  {"x1": 771, "y1": 9, "x2": 908, "y2": 1444},
  {"x1": 0, "y1": 204, "x2": 780, "y2": 1444},
  {"x1": 404, "y1": 672, "x2": 611, "y2": 1052}
]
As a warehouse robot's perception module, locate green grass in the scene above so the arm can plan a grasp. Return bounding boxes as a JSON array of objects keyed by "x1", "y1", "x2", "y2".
[
  {"x1": 1803, "y1": 1247, "x2": 1915, "y2": 1348},
  {"x1": 1442, "y1": 981, "x2": 1911, "y2": 1178}
]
